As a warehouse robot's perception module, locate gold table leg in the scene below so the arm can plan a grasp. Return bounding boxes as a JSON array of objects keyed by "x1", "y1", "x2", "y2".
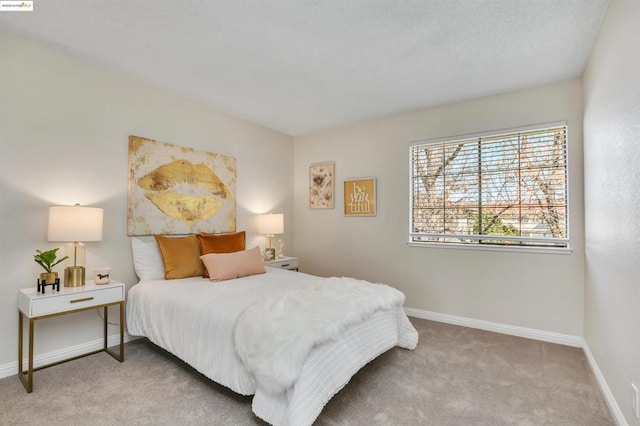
[
  {"x1": 104, "y1": 301, "x2": 124, "y2": 362},
  {"x1": 17, "y1": 300, "x2": 125, "y2": 393},
  {"x1": 17, "y1": 311, "x2": 34, "y2": 393}
]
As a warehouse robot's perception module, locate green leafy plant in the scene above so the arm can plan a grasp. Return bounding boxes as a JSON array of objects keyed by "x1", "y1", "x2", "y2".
[{"x1": 34, "y1": 248, "x2": 69, "y2": 273}]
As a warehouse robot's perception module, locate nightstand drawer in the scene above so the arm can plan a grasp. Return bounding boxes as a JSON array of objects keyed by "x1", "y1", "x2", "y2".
[
  {"x1": 269, "y1": 258, "x2": 298, "y2": 270},
  {"x1": 26, "y1": 286, "x2": 124, "y2": 317}
]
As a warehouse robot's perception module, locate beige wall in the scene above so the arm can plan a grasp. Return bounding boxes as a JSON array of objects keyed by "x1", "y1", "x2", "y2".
[
  {"x1": 583, "y1": 1, "x2": 640, "y2": 424},
  {"x1": 0, "y1": 33, "x2": 294, "y2": 367},
  {"x1": 294, "y1": 79, "x2": 585, "y2": 336}
]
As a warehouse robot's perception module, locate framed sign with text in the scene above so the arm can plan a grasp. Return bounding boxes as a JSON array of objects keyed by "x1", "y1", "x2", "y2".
[{"x1": 343, "y1": 177, "x2": 376, "y2": 216}]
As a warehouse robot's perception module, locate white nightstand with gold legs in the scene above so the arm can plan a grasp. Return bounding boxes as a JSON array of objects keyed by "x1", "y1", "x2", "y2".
[
  {"x1": 17, "y1": 280, "x2": 125, "y2": 393},
  {"x1": 264, "y1": 256, "x2": 299, "y2": 271}
]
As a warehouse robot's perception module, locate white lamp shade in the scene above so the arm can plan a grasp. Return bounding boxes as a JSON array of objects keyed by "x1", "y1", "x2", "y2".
[
  {"x1": 257, "y1": 213, "x2": 284, "y2": 235},
  {"x1": 48, "y1": 205, "x2": 104, "y2": 242}
]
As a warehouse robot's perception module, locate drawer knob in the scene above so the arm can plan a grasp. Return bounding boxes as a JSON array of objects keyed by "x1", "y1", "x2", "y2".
[
  {"x1": 70, "y1": 297, "x2": 94, "y2": 304},
  {"x1": 280, "y1": 264, "x2": 290, "y2": 267}
]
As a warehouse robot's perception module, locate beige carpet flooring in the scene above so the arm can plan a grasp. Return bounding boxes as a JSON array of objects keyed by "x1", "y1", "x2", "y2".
[{"x1": 0, "y1": 318, "x2": 614, "y2": 425}]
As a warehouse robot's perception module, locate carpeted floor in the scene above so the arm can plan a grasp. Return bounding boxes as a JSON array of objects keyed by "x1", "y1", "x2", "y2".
[{"x1": 0, "y1": 318, "x2": 614, "y2": 425}]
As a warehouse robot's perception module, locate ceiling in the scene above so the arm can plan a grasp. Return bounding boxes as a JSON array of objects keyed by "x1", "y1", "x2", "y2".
[{"x1": 0, "y1": 0, "x2": 608, "y2": 136}]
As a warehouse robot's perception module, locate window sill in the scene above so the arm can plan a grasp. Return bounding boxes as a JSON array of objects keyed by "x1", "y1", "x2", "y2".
[{"x1": 406, "y1": 241, "x2": 573, "y2": 255}]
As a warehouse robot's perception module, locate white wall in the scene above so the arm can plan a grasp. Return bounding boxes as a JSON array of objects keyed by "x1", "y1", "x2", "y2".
[
  {"x1": 0, "y1": 33, "x2": 294, "y2": 368},
  {"x1": 583, "y1": 1, "x2": 640, "y2": 424},
  {"x1": 294, "y1": 79, "x2": 585, "y2": 336}
]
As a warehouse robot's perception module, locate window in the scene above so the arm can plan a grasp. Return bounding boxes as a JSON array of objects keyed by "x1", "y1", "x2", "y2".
[{"x1": 409, "y1": 122, "x2": 568, "y2": 249}]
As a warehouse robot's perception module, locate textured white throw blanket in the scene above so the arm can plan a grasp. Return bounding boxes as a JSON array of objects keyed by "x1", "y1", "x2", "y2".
[{"x1": 233, "y1": 277, "x2": 406, "y2": 395}]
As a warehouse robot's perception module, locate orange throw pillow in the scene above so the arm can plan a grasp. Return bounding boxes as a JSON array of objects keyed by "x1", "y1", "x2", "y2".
[
  {"x1": 196, "y1": 231, "x2": 246, "y2": 277},
  {"x1": 154, "y1": 235, "x2": 204, "y2": 280}
]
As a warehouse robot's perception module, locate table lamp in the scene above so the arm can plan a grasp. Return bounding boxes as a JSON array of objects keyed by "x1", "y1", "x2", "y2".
[
  {"x1": 48, "y1": 204, "x2": 103, "y2": 287},
  {"x1": 257, "y1": 213, "x2": 283, "y2": 261}
]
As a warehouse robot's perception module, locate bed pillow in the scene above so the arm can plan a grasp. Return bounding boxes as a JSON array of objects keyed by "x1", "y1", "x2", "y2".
[
  {"x1": 197, "y1": 231, "x2": 246, "y2": 277},
  {"x1": 200, "y1": 246, "x2": 266, "y2": 282},
  {"x1": 155, "y1": 235, "x2": 204, "y2": 280},
  {"x1": 197, "y1": 231, "x2": 246, "y2": 254},
  {"x1": 131, "y1": 236, "x2": 165, "y2": 282}
]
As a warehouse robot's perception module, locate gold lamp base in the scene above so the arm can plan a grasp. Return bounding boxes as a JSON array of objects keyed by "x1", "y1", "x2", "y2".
[{"x1": 64, "y1": 266, "x2": 85, "y2": 287}]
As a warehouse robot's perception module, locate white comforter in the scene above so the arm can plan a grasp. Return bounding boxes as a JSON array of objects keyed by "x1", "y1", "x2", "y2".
[{"x1": 127, "y1": 268, "x2": 418, "y2": 425}]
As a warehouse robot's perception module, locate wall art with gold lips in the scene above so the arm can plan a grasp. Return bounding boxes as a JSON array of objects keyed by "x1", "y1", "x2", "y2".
[{"x1": 127, "y1": 135, "x2": 237, "y2": 235}]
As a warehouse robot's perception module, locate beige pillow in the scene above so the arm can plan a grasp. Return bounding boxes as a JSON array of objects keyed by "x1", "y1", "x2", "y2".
[
  {"x1": 200, "y1": 246, "x2": 266, "y2": 282},
  {"x1": 154, "y1": 235, "x2": 204, "y2": 280}
]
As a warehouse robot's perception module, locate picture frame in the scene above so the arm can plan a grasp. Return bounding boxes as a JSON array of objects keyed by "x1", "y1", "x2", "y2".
[
  {"x1": 344, "y1": 177, "x2": 376, "y2": 216},
  {"x1": 127, "y1": 135, "x2": 237, "y2": 235},
  {"x1": 309, "y1": 162, "x2": 335, "y2": 209}
]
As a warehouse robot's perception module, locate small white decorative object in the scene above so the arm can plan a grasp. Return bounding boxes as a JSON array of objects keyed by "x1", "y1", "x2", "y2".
[
  {"x1": 276, "y1": 239, "x2": 284, "y2": 259},
  {"x1": 94, "y1": 267, "x2": 111, "y2": 285}
]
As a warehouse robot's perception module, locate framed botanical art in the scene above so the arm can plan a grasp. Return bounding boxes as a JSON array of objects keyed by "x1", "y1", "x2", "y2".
[
  {"x1": 344, "y1": 177, "x2": 376, "y2": 216},
  {"x1": 309, "y1": 162, "x2": 335, "y2": 209}
]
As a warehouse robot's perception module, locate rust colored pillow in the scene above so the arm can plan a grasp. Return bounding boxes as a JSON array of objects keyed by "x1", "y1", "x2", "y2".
[
  {"x1": 154, "y1": 235, "x2": 204, "y2": 280},
  {"x1": 197, "y1": 231, "x2": 246, "y2": 277},
  {"x1": 200, "y1": 246, "x2": 266, "y2": 282}
]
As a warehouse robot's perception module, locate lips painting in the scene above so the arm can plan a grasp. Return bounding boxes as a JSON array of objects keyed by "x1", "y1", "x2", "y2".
[
  {"x1": 137, "y1": 159, "x2": 230, "y2": 222},
  {"x1": 127, "y1": 136, "x2": 237, "y2": 236}
]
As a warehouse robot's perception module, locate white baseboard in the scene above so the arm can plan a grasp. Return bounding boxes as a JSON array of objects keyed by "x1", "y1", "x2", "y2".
[
  {"x1": 583, "y1": 342, "x2": 629, "y2": 426},
  {"x1": 404, "y1": 307, "x2": 583, "y2": 347},
  {"x1": 405, "y1": 307, "x2": 627, "y2": 425},
  {"x1": 0, "y1": 332, "x2": 136, "y2": 379}
]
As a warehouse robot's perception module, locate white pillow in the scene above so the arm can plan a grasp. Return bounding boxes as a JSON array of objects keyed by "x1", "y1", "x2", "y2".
[{"x1": 131, "y1": 236, "x2": 165, "y2": 281}]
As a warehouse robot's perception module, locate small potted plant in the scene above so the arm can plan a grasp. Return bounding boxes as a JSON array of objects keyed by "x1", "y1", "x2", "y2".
[{"x1": 34, "y1": 248, "x2": 68, "y2": 284}]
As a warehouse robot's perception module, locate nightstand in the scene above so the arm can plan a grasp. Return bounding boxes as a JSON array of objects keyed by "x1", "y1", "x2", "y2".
[
  {"x1": 17, "y1": 280, "x2": 125, "y2": 393},
  {"x1": 265, "y1": 256, "x2": 299, "y2": 271}
]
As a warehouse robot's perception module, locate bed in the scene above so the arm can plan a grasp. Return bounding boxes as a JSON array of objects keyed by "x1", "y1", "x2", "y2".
[{"x1": 126, "y1": 236, "x2": 418, "y2": 425}]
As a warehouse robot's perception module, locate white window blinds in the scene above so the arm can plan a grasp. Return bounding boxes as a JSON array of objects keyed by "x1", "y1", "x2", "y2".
[{"x1": 410, "y1": 123, "x2": 569, "y2": 248}]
